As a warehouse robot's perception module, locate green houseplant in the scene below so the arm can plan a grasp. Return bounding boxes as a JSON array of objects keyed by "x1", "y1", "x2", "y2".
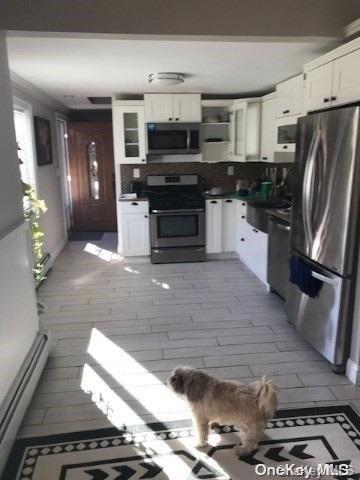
[
  {"x1": 17, "y1": 143, "x2": 48, "y2": 287},
  {"x1": 22, "y1": 182, "x2": 47, "y2": 286}
]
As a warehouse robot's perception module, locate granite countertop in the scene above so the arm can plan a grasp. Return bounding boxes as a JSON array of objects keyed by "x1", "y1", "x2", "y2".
[{"x1": 266, "y1": 208, "x2": 292, "y2": 224}]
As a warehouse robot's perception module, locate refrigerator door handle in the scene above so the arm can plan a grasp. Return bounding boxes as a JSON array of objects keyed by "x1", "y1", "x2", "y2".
[
  {"x1": 311, "y1": 270, "x2": 339, "y2": 286},
  {"x1": 302, "y1": 129, "x2": 321, "y2": 247}
]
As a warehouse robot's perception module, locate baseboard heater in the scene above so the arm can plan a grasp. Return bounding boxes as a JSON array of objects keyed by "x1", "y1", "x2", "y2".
[
  {"x1": 0, "y1": 333, "x2": 49, "y2": 474},
  {"x1": 40, "y1": 252, "x2": 53, "y2": 276}
]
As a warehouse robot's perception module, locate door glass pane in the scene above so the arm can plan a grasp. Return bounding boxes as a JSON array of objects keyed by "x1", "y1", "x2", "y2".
[
  {"x1": 123, "y1": 112, "x2": 139, "y2": 157},
  {"x1": 158, "y1": 215, "x2": 198, "y2": 238},
  {"x1": 88, "y1": 141, "x2": 99, "y2": 200},
  {"x1": 234, "y1": 108, "x2": 244, "y2": 156}
]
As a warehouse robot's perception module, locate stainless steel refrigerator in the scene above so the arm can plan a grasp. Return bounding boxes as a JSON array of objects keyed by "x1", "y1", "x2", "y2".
[{"x1": 285, "y1": 106, "x2": 360, "y2": 370}]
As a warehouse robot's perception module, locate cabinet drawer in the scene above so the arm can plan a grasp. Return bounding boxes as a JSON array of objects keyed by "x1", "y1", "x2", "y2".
[{"x1": 118, "y1": 201, "x2": 149, "y2": 214}]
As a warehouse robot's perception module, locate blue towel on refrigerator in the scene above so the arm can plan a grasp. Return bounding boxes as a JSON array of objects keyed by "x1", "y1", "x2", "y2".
[{"x1": 289, "y1": 256, "x2": 323, "y2": 298}]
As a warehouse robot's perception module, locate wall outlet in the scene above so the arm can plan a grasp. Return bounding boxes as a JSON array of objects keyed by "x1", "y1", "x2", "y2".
[
  {"x1": 133, "y1": 168, "x2": 140, "y2": 178},
  {"x1": 227, "y1": 165, "x2": 234, "y2": 176}
]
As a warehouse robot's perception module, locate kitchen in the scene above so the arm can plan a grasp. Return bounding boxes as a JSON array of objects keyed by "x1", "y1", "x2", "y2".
[
  {"x1": 3, "y1": 7, "x2": 360, "y2": 477},
  {"x1": 111, "y1": 32, "x2": 360, "y2": 378}
]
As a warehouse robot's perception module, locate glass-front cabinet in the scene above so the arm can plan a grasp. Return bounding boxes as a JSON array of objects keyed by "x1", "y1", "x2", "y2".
[
  {"x1": 230, "y1": 100, "x2": 261, "y2": 162},
  {"x1": 112, "y1": 105, "x2": 146, "y2": 164}
]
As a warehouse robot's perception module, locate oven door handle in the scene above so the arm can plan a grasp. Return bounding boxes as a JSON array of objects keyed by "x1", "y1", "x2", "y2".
[{"x1": 151, "y1": 208, "x2": 205, "y2": 214}]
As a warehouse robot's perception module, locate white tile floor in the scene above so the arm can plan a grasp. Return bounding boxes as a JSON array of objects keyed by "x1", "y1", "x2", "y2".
[{"x1": 19, "y1": 234, "x2": 360, "y2": 437}]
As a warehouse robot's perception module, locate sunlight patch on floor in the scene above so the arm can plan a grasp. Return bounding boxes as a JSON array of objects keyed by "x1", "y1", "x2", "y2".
[
  {"x1": 86, "y1": 328, "x2": 183, "y2": 414},
  {"x1": 152, "y1": 278, "x2": 170, "y2": 289},
  {"x1": 84, "y1": 242, "x2": 123, "y2": 262}
]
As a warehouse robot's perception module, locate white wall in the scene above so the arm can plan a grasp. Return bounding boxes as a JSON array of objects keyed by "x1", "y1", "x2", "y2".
[
  {"x1": 0, "y1": 32, "x2": 42, "y2": 470},
  {"x1": 0, "y1": 35, "x2": 23, "y2": 237},
  {"x1": 11, "y1": 76, "x2": 68, "y2": 259}
]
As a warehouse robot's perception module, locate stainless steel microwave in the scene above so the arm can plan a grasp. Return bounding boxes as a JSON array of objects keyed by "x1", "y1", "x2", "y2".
[{"x1": 146, "y1": 123, "x2": 201, "y2": 155}]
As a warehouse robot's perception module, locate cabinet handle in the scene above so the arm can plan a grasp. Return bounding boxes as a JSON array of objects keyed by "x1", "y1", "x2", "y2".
[
  {"x1": 331, "y1": 96, "x2": 337, "y2": 101},
  {"x1": 144, "y1": 215, "x2": 148, "y2": 218},
  {"x1": 175, "y1": 117, "x2": 179, "y2": 121},
  {"x1": 241, "y1": 215, "x2": 245, "y2": 219},
  {"x1": 242, "y1": 202, "x2": 246, "y2": 206},
  {"x1": 253, "y1": 228, "x2": 258, "y2": 233},
  {"x1": 282, "y1": 109, "x2": 290, "y2": 114},
  {"x1": 323, "y1": 98, "x2": 330, "y2": 103},
  {"x1": 169, "y1": 117, "x2": 173, "y2": 121},
  {"x1": 241, "y1": 238, "x2": 245, "y2": 242},
  {"x1": 210, "y1": 200, "x2": 218, "y2": 204},
  {"x1": 262, "y1": 156, "x2": 268, "y2": 160},
  {"x1": 131, "y1": 202, "x2": 138, "y2": 206},
  {"x1": 225, "y1": 199, "x2": 232, "y2": 203},
  {"x1": 282, "y1": 145, "x2": 288, "y2": 149},
  {"x1": 142, "y1": 159, "x2": 145, "y2": 162}
]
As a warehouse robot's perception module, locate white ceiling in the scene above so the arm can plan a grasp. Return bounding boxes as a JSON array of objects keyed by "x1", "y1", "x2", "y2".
[{"x1": 6, "y1": 36, "x2": 336, "y2": 109}]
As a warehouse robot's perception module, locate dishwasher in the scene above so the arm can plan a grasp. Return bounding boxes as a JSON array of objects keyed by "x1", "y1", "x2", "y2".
[{"x1": 267, "y1": 215, "x2": 291, "y2": 298}]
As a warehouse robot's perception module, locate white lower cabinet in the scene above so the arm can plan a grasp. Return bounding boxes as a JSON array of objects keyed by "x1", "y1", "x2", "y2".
[
  {"x1": 236, "y1": 200, "x2": 268, "y2": 285},
  {"x1": 206, "y1": 199, "x2": 222, "y2": 253},
  {"x1": 118, "y1": 201, "x2": 150, "y2": 256},
  {"x1": 222, "y1": 198, "x2": 237, "y2": 251}
]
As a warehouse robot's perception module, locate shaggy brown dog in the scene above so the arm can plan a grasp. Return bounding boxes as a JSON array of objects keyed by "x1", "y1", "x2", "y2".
[{"x1": 167, "y1": 366, "x2": 277, "y2": 456}]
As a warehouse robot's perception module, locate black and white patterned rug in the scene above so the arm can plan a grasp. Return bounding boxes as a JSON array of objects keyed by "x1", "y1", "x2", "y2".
[{"x1": 3, "y1": 406, "x2": 360, "y2": 480}]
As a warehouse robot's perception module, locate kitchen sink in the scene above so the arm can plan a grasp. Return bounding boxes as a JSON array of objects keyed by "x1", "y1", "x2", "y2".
[{"x1": 246, "y1": 198, "x2": 291, "y2": 233}]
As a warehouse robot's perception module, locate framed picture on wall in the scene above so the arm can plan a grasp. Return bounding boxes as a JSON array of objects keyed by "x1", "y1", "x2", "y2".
[{"x1": 34, "y1": 116, "x2": 53, "y2": 166}]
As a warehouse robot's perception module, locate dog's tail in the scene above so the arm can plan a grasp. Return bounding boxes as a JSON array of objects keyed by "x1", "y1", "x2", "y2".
[{"x1": 253, "y1": 376, "x2": 277, "y2": 420}]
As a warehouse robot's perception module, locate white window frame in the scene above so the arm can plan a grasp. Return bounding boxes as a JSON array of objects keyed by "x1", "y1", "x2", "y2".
[{"x1": 13, "y1": 96, "x2": 38, "y2": 192}]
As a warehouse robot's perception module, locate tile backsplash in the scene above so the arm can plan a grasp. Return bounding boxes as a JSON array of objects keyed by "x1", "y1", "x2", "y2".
[{"x1": 120, "y1": 162, "x2": 267, "y2": 193}]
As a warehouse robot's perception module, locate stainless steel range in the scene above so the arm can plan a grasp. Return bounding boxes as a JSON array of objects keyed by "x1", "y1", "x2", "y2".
[{"x1": 145, "y1": 174, "x2": 206, "y2": 264}]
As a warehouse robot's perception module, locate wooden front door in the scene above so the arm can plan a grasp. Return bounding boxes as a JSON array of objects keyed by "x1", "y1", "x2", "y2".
[{"x1": 68, "y1": 123, "x2": 117, "y2": 231}]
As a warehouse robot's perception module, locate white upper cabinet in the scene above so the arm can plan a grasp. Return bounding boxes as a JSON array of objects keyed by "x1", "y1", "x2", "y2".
[
  {"x1": 172, "y1": 94, "x2": 202, "y2": 122},
  {"x1": 144, "y1": 93, "x2": 201, "y2": 122},
  {"x1": 276, "y1": 74, "x2": 304, "y2": 118},
  {"x1": 260, "y1": 94, "x2": 277, "y2": 162},
  {"x1": 112, "y1": 105, "x2": 146, "y2": 164},
  {"x1": 304, "y1": 62, "x2": 334, "y2": 112},
  {"x1": 332, "y1": 49, "x2": 360, "y2": 107},
  {"x1": 230, "y1": 100, "x2": 261, "y2": 162},
  {"x1": 304, "y1": 38, "x2": 360, "y2": 112},
  {"x1": 144, "y1": 94, "x2": 173, "y2": 122}
]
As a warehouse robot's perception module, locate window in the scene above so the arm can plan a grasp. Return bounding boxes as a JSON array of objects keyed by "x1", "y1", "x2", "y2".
[{"x1": 13, "y1": 102, "x2": 36, "y2": 188}]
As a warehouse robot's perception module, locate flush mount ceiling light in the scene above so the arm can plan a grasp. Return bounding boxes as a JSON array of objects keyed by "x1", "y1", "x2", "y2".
[{"x1": 148, "y1": 72, "x2": 185, "y2": 86}]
